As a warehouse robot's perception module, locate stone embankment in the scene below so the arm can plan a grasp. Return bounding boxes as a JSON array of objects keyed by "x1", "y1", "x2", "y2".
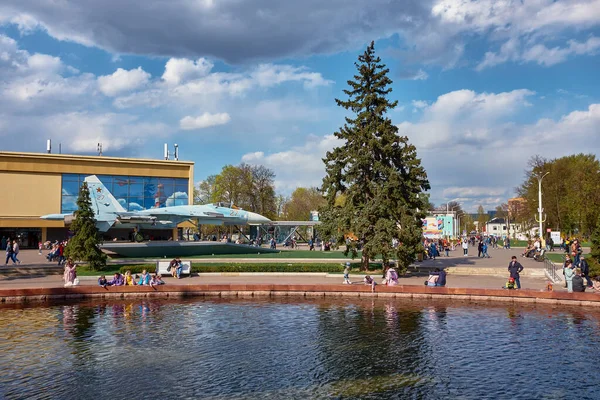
[{"x1": 1, "y1": 284, "x2": 598, "y2": 307}]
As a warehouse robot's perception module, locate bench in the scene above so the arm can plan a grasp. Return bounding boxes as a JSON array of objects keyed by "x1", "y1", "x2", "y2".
[{"x1": 156, "y1": 260, "x2": 192, "y2": 277}]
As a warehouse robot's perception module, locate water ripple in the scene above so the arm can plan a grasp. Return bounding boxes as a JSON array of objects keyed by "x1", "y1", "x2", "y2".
[{"x1": 1, "y1": 299, "x2": 600, "y2": 399}]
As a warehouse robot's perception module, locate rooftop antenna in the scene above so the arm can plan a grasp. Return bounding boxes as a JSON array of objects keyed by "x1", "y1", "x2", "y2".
[
  {"x1": 97, "y1": 143, "x2": 103, "y2": 156},
  {"x1": 46, "y1": 139, "x2": 51, "y2": 154},
  {"x1": 174, "y1": 143, "x2": 179, "y2": 161},
  {"x1": 164, "y1": 143, "x2": 169, "y2": 160}
]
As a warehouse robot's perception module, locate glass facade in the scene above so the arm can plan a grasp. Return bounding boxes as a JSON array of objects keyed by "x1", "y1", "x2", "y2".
[{"x1": 61, "y1": 174, "x2": 189, "y2": 213}]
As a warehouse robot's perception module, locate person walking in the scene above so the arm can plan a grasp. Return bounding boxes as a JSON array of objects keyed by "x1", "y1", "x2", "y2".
[
  {"x1": 5, "y1": 240, "x2": 15, "y2": 266},
  {"x1": 482, "y1": 241, "x2": 491, "y2": 258},
  {"x1": 508, "y1": 256, "x2": 524, "y2": 289},
  {"x1": 462, "y1": 239, "x2": 469, "y2": 256},
  {"x1": 477, "y1": 241, "x2": 483, "y2": 258},
  {"x1": 12, "y1": 240, "x2": 20, "y2": 265}
]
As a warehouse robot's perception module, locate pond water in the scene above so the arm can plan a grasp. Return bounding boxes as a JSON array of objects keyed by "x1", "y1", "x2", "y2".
[{"x1": 1, "y1": 297, "x2": 599, "y2": 399}]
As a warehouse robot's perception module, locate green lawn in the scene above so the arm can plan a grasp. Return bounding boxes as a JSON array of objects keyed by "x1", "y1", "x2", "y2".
[
  {"x1": 545, "y1": 253, "x2": 568, "y2": 263},
  {"x1": 176, "y1": 250, "x2": 356, "y2": 260},
  {"x1": 509, "y1": 240, "x2": 590, "y2": 248}
]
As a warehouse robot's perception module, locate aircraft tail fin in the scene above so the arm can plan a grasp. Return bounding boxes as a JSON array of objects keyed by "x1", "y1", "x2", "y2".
[{"x1": 84, "y1": 175, "x2": 127, "y2": 220}]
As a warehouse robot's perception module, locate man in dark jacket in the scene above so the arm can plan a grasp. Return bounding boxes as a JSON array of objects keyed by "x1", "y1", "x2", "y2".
[
  {"x1": 478, "y1": 241, "x2": 483, "y2": 258},
  {"x1": 572, "y1": 269, "x2": 586, "y2": 292},
  {"x1": 578, "y1": 255, "x2": 593, "y2": 288},
  {"x1": 431, "y1": 268, "x2": 447, "y2": 287},
  {"x1": 508, "y1": 256, "x2": 524, "y2": 289}
]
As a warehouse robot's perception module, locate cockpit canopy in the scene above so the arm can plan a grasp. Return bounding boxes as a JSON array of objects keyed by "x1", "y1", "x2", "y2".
[{"x1": 211, "y1": 202, "x2": 241, "y2": 210}]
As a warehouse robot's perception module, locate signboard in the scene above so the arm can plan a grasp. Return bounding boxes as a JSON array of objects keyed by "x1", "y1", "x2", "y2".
[
  {"x1": 422, "y1": 215, "x2": 454, "y2": 238},
  {"x1": 550, "y1": 231, "x2": 561, "y2": 245}
]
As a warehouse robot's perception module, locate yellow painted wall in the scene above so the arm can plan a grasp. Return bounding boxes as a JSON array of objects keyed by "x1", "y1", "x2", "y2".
[
  {"x1": 0, "y1": 172, "x2": 61, "y2": 216},
  {"x1": 0, "y1": 151, "x2": 193, "y2": 179},
  {"x1": 0, "y1": 151, "x2": 195, "y2": 229}
]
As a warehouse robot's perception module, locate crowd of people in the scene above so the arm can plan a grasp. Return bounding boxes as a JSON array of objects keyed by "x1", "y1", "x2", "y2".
[
  {"x1": 45, "y1": 240, "x2": 68, "y2": 265},
  {"x1": 97, "y1": 270, "x2": 165, "y2": 287},
  {"x1": 421, "y1": 235, "x2": 506, "y2": 260}
]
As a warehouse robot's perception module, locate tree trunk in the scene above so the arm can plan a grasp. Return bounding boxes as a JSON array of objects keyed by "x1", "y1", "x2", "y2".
[{"x1": 361, "y1": 250, "x2": 369, "y2": 271}]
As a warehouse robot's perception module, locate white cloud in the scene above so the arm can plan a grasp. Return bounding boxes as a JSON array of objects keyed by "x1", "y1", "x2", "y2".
[
  {"x1": 97, "y1": 67, "x2": 150, "y2": 96},
  {"x1": 26, "y1": 53, "x2": 63, "y2": 73},
  {"x1": 478, "y1": 36, "x2": 600, "y2": 69},
  {"x1": 179, "y1": 112, "x2": 231, "y2": 130},
  {"x1": 432, "y1": 0, "x2": 600, "y2": 33},
  {"x1": 162, "y1": 58, "x2": 213, "y2": 85},
  {"x1": 251, "y1": 64, "x2": 333, "y2": 88},
  {"x1": 113, "y1": 58, "x2": 331, "y2": 110},
  {"x1": 412, "y1": 69, "x2": 429, "y2": 80},
  {"x1": 241, "y1": 134, "x2": 343, "y2": 192},
  {"x1": 522, "y1": 36, "x2": 600, "y2": 66},
  {"x1": 42, "y1": 112, "x2": 173, "y2": 152},
  {"x1": 412, "y1": 100, "x2": 428, "y2": 109},
  {"x1": 443, "y1": 186, "x2": 507, "y2": 198}
]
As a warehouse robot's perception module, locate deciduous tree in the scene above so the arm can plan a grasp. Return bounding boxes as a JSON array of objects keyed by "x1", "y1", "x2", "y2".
[
  {"x1": 517, "y1": 154, "x2": 600, "y2": 237},
  {"x1": 282, "y1": 187, "x2": 325, "y2": 221}
]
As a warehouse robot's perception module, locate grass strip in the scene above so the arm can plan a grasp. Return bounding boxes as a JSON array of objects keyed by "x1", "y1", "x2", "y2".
[{"x1": 76, "y1": 262, "x2": 384, "y2": 276}]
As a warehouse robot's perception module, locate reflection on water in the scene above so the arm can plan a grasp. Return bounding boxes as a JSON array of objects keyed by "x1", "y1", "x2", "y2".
[{"x1": 1, "y1": 298, "x2": 600, "y2": 399}]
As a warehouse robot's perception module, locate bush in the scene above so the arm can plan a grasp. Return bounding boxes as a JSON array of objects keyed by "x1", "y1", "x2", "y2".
[
  {"x1": 118, "y1": 264, "x2": 156, "y2": 274},
  {"x1": 589, "y1": 258, "x2": 600, "y2": 278},
  {"x1": 117, "y1": 262, "x2": 382, "y2": 275}
]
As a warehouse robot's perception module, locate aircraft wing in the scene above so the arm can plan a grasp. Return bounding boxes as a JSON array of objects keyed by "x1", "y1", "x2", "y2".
[{"x1": 137, "y1": 208, "x2": 225, "y2": 219}]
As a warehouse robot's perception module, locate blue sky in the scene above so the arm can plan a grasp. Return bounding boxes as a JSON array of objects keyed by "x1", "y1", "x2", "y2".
[{"x1": 1, "y1": 0, "x2": 600, "y2": 212}]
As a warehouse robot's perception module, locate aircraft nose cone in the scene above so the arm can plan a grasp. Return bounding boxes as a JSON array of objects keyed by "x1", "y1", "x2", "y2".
[{"x1": 246, "y1": 212, "x2": 271, "y2": 224}]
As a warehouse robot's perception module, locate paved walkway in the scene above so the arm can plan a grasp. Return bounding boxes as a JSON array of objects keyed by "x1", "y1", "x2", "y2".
[
  {"x1": 0, "y1": 246, "x2": 569, "y2": 292},
  {"x1": 0, "y1": 273, "x2": 555, "y2": 291},
  {"x1": 9, "y1": 245, "x2": 550, "y2": 268}
]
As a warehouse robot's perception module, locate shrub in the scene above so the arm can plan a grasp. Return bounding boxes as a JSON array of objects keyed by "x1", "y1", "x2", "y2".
[
  {"x1": 118, "y1": 264, "x2": 156, "y2": 274},
  {"x1": 589, "y1": 258, "x2": 600, "y2": 278},
  {"x1": 117, "y1": 262, "x2": 382, "y2": 274}
]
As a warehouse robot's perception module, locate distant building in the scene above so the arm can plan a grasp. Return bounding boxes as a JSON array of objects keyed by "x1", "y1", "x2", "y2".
[{"x1": 0, "y1": 151, "x2": 194, "y2": 247}]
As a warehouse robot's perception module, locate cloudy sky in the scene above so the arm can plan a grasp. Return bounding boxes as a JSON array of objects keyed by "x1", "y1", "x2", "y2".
[{"x1": 1, "y1": 0, "x2": 599, "y2": 212}]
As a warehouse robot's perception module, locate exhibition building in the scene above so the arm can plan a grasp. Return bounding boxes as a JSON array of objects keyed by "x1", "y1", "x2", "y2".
[{"x1": 0, "y1": 151, "x2": 195, "y2": 248}]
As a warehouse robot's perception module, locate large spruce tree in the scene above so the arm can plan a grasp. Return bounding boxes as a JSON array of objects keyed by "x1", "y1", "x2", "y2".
[
  {"x1": 64, "y1": 182, "x2": 107, "y2": 270},
  {"x1": 320, "y1": 41, "x2": 430, "y2": 270}
]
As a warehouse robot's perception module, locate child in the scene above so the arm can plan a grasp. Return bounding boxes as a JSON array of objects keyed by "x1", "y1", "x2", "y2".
[
  {"x1": 504, "y1": 277, "x2": 517, "y2": 290},
  {"x1": 138, "y1": 269, "x2": 151, "y2": 285},
  {"x1": 364, "y1": 275, "x2": 376, "y2": 291},
  {"x1": 343, "y1": 263, "x2": 352, "y2": 284},
  {"x1": 98, "y1": 275, "x2": 110, "y2": 288},
  {"x1": 150, "y1": 274, "x2": 165, "y2": 286},
  {"x1": 386, "y1": 266, "x2": 399, "y2": 286},
  {"x1": 124, "y1": 270, "x2": 136, "y2": 286}
]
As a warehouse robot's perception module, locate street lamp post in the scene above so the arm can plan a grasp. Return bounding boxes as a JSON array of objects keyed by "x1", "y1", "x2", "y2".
[
  {"x1": 455, "y1": 210, "x2": 464, "y2": 238},
  {"x1": 535, "y1": 172, "x2": 550, "y2": 239}
]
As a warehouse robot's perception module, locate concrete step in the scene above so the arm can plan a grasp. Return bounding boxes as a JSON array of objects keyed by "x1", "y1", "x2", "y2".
[{"x1": 446, "y1": 266, "x2": 545, "y2": 277}]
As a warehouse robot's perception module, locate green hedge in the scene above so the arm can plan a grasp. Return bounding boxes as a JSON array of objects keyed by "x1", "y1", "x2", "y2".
[{"x1": 117, "y1": 263, "x2": 381, "y2": 274}]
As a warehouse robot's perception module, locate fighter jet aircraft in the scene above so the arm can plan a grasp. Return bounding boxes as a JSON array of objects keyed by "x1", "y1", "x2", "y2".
[{"x1": 41, "y1": 175, "x2": 271, "y2": 232}]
